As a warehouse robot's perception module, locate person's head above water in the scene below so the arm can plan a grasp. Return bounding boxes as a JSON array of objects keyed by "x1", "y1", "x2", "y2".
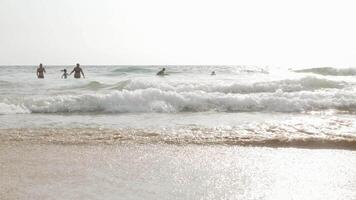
[
  {"x1": 39, "y1": 63, "x2": 43, "y2": 68},
  {"x1": 156, "y1": 68, "x2": 166, "y2": 76},
  {"x1": 76, "y1": 63, "x2": 80, "y2": 67},
  {"x1": 63, "y1": 69, "x2": 67, "y2": 72}
]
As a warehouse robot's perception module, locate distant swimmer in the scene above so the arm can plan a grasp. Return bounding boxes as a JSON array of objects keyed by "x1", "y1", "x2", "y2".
[
  {"x1": 36, "y1": 63, "x2": 46, "y2": 79},
  {"x1": 156, "y1": 68, "x2": 166, "y2": 76},
  {"x1": 70, "y1": 63, "x2": 85, "y2": 79},
  {"x1": 61, "y1": 69, "x2": 69, "y2": 79},
  {"x1": 211, "y1": 71, "x2": 216, "y2": 75}
]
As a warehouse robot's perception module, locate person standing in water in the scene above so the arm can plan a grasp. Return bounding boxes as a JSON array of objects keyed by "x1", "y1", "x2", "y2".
[
  {"x1": 61, "y1": 69, "x2": 69, "y2": 79},
  {"x1": 156, "y1": 68, "x2": 166, "y2": 76},
  {"x1": 70, "y1": 63, "x2": 85, "y2": 79},
  {"x1": 36, "y1": 63, "x2": 46, "y2": 79}
]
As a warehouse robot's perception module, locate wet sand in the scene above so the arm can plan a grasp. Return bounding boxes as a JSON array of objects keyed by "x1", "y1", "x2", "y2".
[{"x1": 1, "y1": 143, "x2": 356, "y2": 200}]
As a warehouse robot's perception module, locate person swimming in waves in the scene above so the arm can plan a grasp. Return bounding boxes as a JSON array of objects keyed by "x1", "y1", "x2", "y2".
[
  {"x1": 156, "y1": 68, "x2": 166, "y2": 76},
  {"x1": 70, "y1": 63, "x2": 85, "y2": 79},
  {"x1": 36, "y1": 63, "x2": 46, "y2": 79},
  {"x1": 61, "y1": 69, "x2": 69, "y2": 79},
  {"x1": 211, "y1": 71, "x2": 216, "y2": 75}
]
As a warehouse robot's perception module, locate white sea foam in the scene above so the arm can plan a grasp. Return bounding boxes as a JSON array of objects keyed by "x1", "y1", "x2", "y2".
[
  {"x1": 121, "y1": 76, "x2": 347, "y2": 93},
  {"x1": 0, "y1": 102, "x2": 30, "y2": 115},
  {"x1": 71, "y1": 76, "x2": 348, "y2": 95}
]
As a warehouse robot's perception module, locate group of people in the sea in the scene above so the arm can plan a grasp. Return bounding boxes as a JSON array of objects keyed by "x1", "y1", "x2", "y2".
[
  {"x1": 36, "y1": 63, "x2": 85, "y2": 79},
  {"x1": 37, "y1": 64, "x2": 216, "y2": 79}
]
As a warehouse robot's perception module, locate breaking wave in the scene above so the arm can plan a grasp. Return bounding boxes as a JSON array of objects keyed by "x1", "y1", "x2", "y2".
[
  {"x1": 2, "y1": 87, "x2": 356, "y2": 114},
  {"x1": 0, "y1": 102, "x2": 30, "y2": 115},
  {"x1": 58, "y1": 76, "x2": 347, "y2": 93},
  {"x1": 119, "y1": 76, "x2": 346, "y2": 93}
]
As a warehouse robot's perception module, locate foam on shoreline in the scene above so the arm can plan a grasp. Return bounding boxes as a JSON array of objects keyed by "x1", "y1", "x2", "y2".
[{"x1": 1, "y1": 128, "x2": 356, "y2": 150}]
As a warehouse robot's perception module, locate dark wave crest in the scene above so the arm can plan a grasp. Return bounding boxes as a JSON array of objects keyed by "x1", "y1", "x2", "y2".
[{"x1": 295, "y1": 67, "x2": 356, "y2": 76}]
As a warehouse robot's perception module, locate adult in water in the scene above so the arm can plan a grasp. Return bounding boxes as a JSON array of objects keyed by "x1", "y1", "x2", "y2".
[
  {"x1": 36, "y1": 63, "x2": 46, "y2": 79},
  {"x1": 156, "y1": 68, "x2": 166, "y2": 76},
  {"x1": 70, "y1": 63, "x2": 85, "y2": 79}
]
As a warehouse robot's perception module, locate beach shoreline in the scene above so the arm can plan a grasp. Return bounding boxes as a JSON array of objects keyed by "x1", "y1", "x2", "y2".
[{"x1": 1, "y1": 128, "x2": 356, "y2": 151}]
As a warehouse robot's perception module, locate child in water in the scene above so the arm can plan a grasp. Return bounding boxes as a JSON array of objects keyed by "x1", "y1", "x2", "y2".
[{"x1": 61, "y1": 69, "x2": 69, "y2": 79}]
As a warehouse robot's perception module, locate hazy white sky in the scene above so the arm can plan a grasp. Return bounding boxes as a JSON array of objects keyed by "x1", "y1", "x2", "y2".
[{"x1": 0, "y1": 0, "x2": 355, "y2": 66}]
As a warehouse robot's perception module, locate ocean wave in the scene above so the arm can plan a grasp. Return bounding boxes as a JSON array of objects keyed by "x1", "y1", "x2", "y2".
[
  {"x1": 1, "y1": 87, "x2": 356, "y2": 114},
  {"x1": 0, "y1": 102, "x2": 30, "y2": 115},
  {"x1": 111, "y1": 66, "x2": 155, "y2": 74},
  {"x1": 121, "y1": 76, "x2": 346, "y2": 93},
  {"x1": 1, "y1": 127, "x2": 356, "y2": 150},
  {"x1": 295, "y1": 67, "x2": 356, "y2": 76},
  {"x1": 68, "y1": 76, "x2": 347, "y2": 94},
  {"x1": 78, "y1": 81, "x2": 109, "y2": 90},
  {"x1": 57, "y1": 81, "x2": 110, "y2": 91}
]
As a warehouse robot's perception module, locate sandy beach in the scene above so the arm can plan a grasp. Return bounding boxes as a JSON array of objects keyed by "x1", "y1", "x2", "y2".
[{"x1": 1, "y1": 141, "x2": 355, "y2": 200}]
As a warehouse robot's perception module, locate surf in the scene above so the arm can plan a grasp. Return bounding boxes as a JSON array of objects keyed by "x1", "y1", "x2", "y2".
[{"x1": 0, "y1": 87, "x2": 355, "y2": 114}]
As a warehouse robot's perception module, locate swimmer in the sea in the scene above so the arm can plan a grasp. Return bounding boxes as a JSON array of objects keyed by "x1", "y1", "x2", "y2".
[
  {"x1": 156, "y1": 68, "x2": 166, "y2": 76},
  {"x1": 211, "y1": 71, "x2": 216, "y2": 75},
  {"x1": 70, "y1": 63, "x2": 85, "y2": 79},
  {"x1": 36, "y1": 63, "x2": 46, "y2": 79},
  {"x1": 61, "y1": 69, "x2": 69, "y2": 79}
]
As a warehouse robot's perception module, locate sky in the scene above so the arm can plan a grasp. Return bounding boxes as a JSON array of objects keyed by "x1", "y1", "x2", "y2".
[{"x1": 0, "y1": 0, "x2": 356, "y2": 67}]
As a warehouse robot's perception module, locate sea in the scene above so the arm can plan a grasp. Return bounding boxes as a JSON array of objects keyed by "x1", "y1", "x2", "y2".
[
  {"x1": 0, "y1": 65, "x2": 356, "y2": 148},
  {"x1": 2, "y1": 65, "x2": 356, "y2": 199}
]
